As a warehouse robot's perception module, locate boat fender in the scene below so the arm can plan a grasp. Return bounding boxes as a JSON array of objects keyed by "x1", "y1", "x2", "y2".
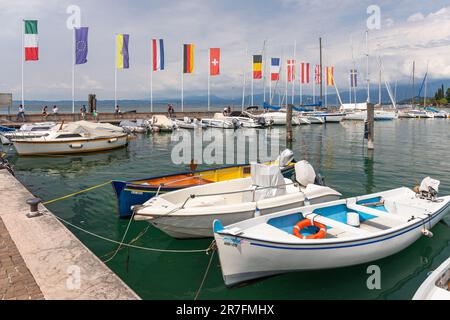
[
  {"x1": 421, "y1": 229, "x2": 433, "y2": 238},
  {"x1": 293, "y1": 219, "x2": 327, "y2": 240},
  {"x1": 109, "y1": 138, "x2": 118, "y2": 143},
  {"x1": 70, "y1": 143, "x2": 83, "y2": 149}
]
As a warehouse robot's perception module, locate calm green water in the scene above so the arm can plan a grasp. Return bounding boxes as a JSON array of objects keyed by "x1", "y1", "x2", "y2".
[{"x1": 4, "y1": 118, "x2": 450, "y2": 300}]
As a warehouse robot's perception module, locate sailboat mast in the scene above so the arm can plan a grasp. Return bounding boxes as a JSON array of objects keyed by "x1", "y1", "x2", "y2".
[
  {"x1": 365, "y1": 30, "x2": 370, "y2": 103},
  {"x1": 319, "y1": 37, "x2": 323, "y2": 105},
  {"x1": 412, "y1": 61, "x2": 415, "y2": 106}
]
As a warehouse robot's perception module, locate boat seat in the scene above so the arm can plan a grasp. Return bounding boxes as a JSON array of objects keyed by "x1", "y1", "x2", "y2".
[
  {"x1": 184, "y1": 195, "x2": 226, "y2": 208},
  {"x1": 346, "y1": 202, "x2": 406, "y2": 222}
]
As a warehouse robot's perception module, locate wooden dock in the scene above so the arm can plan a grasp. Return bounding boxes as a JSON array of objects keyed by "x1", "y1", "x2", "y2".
[{"x1": 0, "y1": 170, "x2": 140, "y2": 300}]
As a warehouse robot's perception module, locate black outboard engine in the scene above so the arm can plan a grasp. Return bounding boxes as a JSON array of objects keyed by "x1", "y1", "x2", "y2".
[
  {"x1": 314, "y1": 173, "x2": 325, "y2": 186},
  {"x1": 257, "y1": 117, "x2": 266, "y2": 127}
]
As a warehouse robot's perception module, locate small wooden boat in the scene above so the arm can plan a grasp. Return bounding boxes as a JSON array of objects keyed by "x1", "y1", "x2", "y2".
[
  {"x1": 133, "y1": 161, "x2": 341, "y2": 238},
  {"x1": 113, "y1": 150, "x2": 297, "y2": 218},
  {"x1": 213, "y1": 178, "x2": 450, "y2": 287},
  {"x1": 12, "y1": 121, "x2": 128, "y2": 156},
  {"x1": 413, "y1": 257, "x2": 450, "y2": 300}
]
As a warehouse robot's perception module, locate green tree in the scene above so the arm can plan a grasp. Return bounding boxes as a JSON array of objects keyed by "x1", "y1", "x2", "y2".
[
  {"x1": 446, "y1": 88, "x2": 450, "y2": 101},
  {"x1": 435, "y1": 86, "x2": 445, "y2": 100}
]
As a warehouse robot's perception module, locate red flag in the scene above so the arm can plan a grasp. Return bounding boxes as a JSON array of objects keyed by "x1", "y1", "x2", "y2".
[
  {"x1": 287, "y1": 59, "x2": 295, "y2": 82},
  {"x1": 301, "y1": 63, "x2": 310, "y2": 84},
  {"x1": 315, "y1": 65, "x2": 321, "y2": 84},
  {"x1": 210, "y1": 48, "x2": 220, "y2": 76}
]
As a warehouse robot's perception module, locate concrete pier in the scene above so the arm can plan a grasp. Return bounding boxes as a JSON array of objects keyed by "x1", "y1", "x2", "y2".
[
  {"x1": 0, "y1": 111, "x2": 221, "y2": 128},
  {"x1": 0, "y1": 170, "x2": 140, "y2": 300}
]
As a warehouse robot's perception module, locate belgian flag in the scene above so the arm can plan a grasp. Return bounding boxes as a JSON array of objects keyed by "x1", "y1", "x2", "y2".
[
  {"x1": 253, "y1": 55, "x2": 263, "y2": 80},
  {"x1": 183, "y1": 44, "x2": 195, "y2": 74}
]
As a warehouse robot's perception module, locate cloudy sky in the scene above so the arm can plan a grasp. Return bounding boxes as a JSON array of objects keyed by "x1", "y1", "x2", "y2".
[{"x1": 1, "y1": 0, "x2": 450, "y2": 101}]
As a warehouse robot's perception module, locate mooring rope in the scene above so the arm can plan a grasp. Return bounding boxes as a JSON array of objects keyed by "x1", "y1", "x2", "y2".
[
  {"x1": 43, "y1": 180, "x2": 113, "y2": 205},
  {"x1": 194, "y1": 244, "x2": 216, "y2": 301},
  {"x1": 46, "y1": 211, "x2": 213, "y2": 254}
]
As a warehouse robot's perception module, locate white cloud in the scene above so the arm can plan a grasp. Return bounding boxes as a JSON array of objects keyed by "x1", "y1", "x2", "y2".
[{"x1": 1, "y1": 0, "x2": 450, "y2": 100}]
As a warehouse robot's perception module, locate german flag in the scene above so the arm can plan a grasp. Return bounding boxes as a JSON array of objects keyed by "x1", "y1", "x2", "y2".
[
  {"x1": 253, "y1": 55, "x2": 262, "y2": 80},
  {"x1": 183, "y1": 44, "x2": 195, "y2": 74}
]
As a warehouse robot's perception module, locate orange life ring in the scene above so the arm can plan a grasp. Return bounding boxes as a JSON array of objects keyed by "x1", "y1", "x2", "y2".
[{"x1": 293, "y1": 219, "x2": 327, "y2": 240}]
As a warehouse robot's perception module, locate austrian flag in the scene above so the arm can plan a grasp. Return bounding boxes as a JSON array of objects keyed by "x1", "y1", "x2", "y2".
[{"x1": 24, "y1": 20, "x2": 38, "y2": 61}]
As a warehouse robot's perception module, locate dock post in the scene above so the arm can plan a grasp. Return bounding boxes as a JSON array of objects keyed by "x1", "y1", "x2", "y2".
[
  {"x1": 367, "y1": 102, "x2": 374, "y2": 150},
  {"x1": 286, "y1": 104, "x2": 293, "y2": 146}
]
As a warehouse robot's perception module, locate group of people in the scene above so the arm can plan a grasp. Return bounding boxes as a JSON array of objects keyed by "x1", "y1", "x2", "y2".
[{"x1": 16, "y1": 105, "x2": 59, "y2": 122}]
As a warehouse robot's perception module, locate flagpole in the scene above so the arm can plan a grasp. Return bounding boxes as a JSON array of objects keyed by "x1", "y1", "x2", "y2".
[
  {"x1": 208, "y1": 48, "x2": 210, "y2": 111},
  {"x1": 21, "y1": 19, "x2": 24, "y2": 108},
  {"x1": 242, "y1": 48, "x2": 247, "y2": 112},
  {"x1": 181, "y1": 45, "x2": 184, "y2": 112},
  {"x1": 72, "y1": 28, "x2": 75, "y2": 115},
  {"x1": 114, "y1": 34, "x2": 117, "y2": 110},
  {"x1": 292, "y1": 41, "x2": 296, "y2": 105},
  {"x1": 263, "y1": 40, "x2": 267, "y2": 104},
  {"x1": 251, "y1": 55, "x2": 254, "y2": 107},
  {"x1": 150, "y1": 39, "x2": 153, "y2": 113}
]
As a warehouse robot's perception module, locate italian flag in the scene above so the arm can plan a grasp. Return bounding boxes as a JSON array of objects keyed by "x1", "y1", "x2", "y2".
[{"x1": 24, "y1": 20, "x2": 38, "y2": 61}]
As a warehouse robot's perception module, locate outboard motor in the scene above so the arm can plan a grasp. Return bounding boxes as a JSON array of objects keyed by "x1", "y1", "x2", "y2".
[
  {"x1": 277, "y1": 149, "x2": 294, "y2": 168},
  {"x1": 418, "y1": 177, "x2": 440, "y2": 201},
  {"x1": 294, "y1": 160, "x2": 317, "y2": 187},
  {"x1": 315, "y1": 173, "x2": 326, "y2": 186}
]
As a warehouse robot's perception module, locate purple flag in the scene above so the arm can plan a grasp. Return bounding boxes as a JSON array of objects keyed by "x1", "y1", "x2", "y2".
[
  {"x1": 122, "y1": 34, "x2": 129, "y2": 69},
  {"x1": 75, "y1": 27, "x2": 88, "y2": 65}
]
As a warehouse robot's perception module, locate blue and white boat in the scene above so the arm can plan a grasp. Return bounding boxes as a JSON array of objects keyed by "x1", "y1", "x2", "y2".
[{"x1": 213, "y1": 177, "x2": 450, "y2": 287}]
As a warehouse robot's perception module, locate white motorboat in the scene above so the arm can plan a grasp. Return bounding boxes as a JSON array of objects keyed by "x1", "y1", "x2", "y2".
[
  {"x1": 201, "y1": 114, "x2": 239, "y2": 129},
  {"x1": 150, "y1": 115, "x2": 178, "y2": 132},
  {"x1": 344, "y1": 110, "x2": 398, "y2": 121},
  {"x1": 260, "y1": 112, "x2": 288, "y2": 125},
  {"x1": 213, "y1": 177, "x2": 450, "y2": 287},
  {"x1": 406, "y1": 110, "x2": 435, "y2": 119},
  {"x1": 134, "y1": 161, "x2": 341, "y2": 239},
  {"x1": 1, "y1": 122, "x2": 57, "y2": 144},
  {"x1": 12, "y1": 121, "x2": 128, "y2": 155},
  {"x1": 302, "y1": 115, "x2": 325, "y2": 124},
  {"x1": 312, "y1": 112, "x2": 346, "y2": 123},
  {"x1": 119, "y1": 120, "x2": 148, "y2": 133},
  {"x1": 413, "y1": 257, "x2": 450, "y2": 300},
  {"x1": 175, "y1": 117, "x2": 207, "y2": 130}
]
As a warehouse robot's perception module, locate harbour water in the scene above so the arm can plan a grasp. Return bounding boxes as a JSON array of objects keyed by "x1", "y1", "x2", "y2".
[{"x1": 4, "y1": 118, "x2": 450, "y2": 300}]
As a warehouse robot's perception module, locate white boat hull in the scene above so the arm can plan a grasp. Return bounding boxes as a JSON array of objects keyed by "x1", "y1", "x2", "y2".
[
  {"x1": 413, "y1": 257, "x2": 450, "y2": 300},
  {"x1": 214, "y1": 191, "x2": 450, "y2": 287},
  {"x1": 13, "y1": 135, "x2": 128, "y2": 155},
  {"x1": 145, "y1": 194, "x2": 340, "y2": 239}
]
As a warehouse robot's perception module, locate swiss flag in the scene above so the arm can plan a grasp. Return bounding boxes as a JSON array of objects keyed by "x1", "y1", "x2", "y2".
[{"x1": 210, "y1": 48, "x2": 220, "y2": 76}]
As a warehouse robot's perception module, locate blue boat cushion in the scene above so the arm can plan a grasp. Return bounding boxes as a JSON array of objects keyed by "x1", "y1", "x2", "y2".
[{"x1": 268, "y1": 204, "x2": 381, "y2": 236}]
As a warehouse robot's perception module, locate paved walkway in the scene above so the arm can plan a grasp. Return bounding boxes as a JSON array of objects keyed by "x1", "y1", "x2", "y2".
[
  {"x1": 0, "y1": 170, "x2": 140, "y2": 300},
  {"x1": 0, "y1": 217, "x2": 44, "y2": 300}
]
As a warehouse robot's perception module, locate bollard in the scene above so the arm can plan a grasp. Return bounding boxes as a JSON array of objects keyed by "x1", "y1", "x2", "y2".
[{"x1": 26, "y1": 198, "x2": 43, "y2": 218}]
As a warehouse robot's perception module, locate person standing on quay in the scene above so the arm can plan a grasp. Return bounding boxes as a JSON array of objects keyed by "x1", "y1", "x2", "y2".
[
  {"x1": 42, "y1": 106, "x2": 49, "y2": 120},
  {"x1": 16, "y1": 105, "x2": 26, "y2": 122},
  {"x1": 53, "y1": 105, "x2": 59, "y2": 119}
]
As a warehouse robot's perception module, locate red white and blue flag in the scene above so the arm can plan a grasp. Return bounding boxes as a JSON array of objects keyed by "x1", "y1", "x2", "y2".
[
  {"x1": 152, "y1": 39, "x2": 164, "y2": 71},
  {"x1": 301, "y1": 63, "x2": 310, "y2": 84},
  {"x1": 270, "y1": 58, "x2": 280, "y2": 81}
]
